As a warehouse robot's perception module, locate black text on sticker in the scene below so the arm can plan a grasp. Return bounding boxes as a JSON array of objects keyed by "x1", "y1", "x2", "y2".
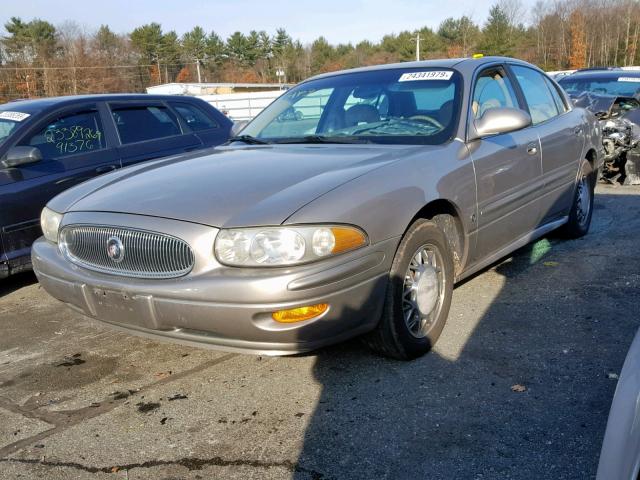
[{"x1": 399, "y1": 71, "x2": 453, "y2": 82}]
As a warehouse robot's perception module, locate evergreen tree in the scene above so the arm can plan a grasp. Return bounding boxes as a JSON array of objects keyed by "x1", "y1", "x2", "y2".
[{"x1": 478, "y1": 5, "x2": 514, "y2": 56}]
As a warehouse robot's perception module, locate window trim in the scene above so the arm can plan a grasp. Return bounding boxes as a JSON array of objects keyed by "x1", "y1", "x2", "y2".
[
  {"x1": 107, "y1": 101, "x2": 186, "y2": 146},
  {"x1": 16, "y1": 104, "x2": 109, "y2": 161}
]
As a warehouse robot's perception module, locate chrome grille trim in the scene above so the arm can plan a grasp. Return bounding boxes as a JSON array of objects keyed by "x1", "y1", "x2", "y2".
[{"x1": 59, "y1": 225, "x2": 195, "y2": 279}]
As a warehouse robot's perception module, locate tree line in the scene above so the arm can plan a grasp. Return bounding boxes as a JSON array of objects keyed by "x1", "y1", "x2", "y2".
[{"x1": 1, "y1": 0, "x2": 639, "y2": 102}]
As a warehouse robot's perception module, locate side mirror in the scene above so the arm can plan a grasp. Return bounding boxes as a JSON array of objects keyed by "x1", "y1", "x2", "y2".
[
  {"x1": 1, "y1": 146, "x2": 43, "y2": 168},
  {"x1": 471, "y1": 107, "x2": 532, "y2": 140},
  {"x1": 230, "y1": 120, "x2": 249, "y2": 137}
]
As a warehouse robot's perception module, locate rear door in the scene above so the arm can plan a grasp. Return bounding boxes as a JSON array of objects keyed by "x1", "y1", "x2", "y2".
[
  {"x1": 509, "y1": 65, "x2": 584, "y2": 223},
  {"x1": 468, "y1": 64, "x2": 543, "y2": 262},
  {"x1": 0, "y1": 103, "x2": 119, "y2": 263},
  {"x1": 108, "y1": 102, "x2": 202, "y2": 167},
  {"x1": 169, "y1": 101, "x2": 230, "y2": 147}
]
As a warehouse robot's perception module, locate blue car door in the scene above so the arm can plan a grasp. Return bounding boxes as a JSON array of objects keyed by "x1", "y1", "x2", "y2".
[
  {"x1": 0, "y1": 103, "x2": 119, "y2": 265},
  {"x1": 108, "y1": 101, "x2": 203, "y2": 168}
]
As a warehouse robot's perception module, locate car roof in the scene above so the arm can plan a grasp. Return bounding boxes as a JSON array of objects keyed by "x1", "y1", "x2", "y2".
[
  {"x1": 0, "y1": 94, "x2": 201, "y2": 114},
  {"x1": 304, "y1": 56, "x2": 541, "y2": 83},
  {"x1": 559, "y1": 70, "x2": 640, "y2": 81}
]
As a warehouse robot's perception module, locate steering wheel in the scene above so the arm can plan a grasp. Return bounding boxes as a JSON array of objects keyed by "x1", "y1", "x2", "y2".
[{"x1": 408, "y1": 115, "x2": 444, "y2": 129}]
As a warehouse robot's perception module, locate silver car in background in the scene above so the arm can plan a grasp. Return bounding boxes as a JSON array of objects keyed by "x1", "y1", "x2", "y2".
[
  {"x1": 597, "y1": 327, "x2": 640, "y2": 479},
  {"x1": 32, "y1": 56, "x2": 602, "y2": 359}
]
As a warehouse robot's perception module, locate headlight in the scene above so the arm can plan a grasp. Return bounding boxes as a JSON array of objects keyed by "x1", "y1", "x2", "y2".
[
  {"x1": 40, "y1": 207, "x2": 63, "y2": 243},
  {"x1": 214, "y1": 225, "x2": 367, "y2": 267}
]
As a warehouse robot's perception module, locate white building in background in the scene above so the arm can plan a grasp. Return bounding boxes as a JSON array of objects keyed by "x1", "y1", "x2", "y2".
[{"x1": 146, "y1": 82, "x2": 290, "y2": 121}]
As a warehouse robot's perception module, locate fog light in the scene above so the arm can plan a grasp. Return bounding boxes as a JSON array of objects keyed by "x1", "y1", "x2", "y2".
[{"x1": 271, "y1": 303, "x2": 329, "y2": 323}]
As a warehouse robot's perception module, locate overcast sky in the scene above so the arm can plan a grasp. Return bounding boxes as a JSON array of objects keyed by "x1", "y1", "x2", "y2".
[{"x1": 2, "y1": 0, "x2": 536, "y2": 44}]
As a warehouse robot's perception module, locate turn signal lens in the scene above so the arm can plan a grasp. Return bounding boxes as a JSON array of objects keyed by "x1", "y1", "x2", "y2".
[
  {"x1": 272, "y1": 303, "x2": 329, "y2": 323},
  {"x1": 331, "y1": 227, "x2": 367, "y2": 254}
]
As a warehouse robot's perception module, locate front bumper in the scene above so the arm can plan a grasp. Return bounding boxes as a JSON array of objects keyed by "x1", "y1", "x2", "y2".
[{"x1": 31, "y1": 217, "x2": 399, "y2": 355}]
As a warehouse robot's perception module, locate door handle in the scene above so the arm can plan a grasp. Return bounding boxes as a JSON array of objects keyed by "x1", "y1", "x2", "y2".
[
  {"x1": 95, "y1": 164, "x2": 118, "y2": 174},
  {"x1": 526, "y1": 143, "x2": 538, "y2": 155}
]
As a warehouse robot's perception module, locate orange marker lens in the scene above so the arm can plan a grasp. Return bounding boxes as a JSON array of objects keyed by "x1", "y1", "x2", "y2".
[
  {"x1": 272, "y1": 303, "x2": 329, "y2": 323},
  {"x1": 330, "y1": 227, "x2": 366, "y2": 254}
]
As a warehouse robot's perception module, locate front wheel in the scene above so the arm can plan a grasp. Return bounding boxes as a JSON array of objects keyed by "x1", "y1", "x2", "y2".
[
  {"x1": 364, "y1": 219, "x2": 454, "y2": 360},
  {"x1": 560, "y1": 163, "x2": 595, "y2": 238}
]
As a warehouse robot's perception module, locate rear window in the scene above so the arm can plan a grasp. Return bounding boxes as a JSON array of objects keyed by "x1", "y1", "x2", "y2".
[
  {"x1": 171, "y1": 103, "x2": 218, "y2": 131},
  {"x1": 111, "y1": 105, "x2": 181, "y2": 144}
]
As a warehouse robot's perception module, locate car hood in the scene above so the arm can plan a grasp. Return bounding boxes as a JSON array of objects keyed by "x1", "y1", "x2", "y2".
[{"x1": 56, "y1": 144, "x2": 423, "y2": 228}]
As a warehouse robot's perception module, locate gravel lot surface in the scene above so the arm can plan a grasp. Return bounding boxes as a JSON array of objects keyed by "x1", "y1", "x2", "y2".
[{"x1": 1, "y1": 184, "x2": 639, "y2": 480}]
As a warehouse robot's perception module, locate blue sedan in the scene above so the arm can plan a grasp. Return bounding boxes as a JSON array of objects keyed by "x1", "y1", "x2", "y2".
[{"x1": 0, "y1": 94, "x2": 232, "y2": 278}]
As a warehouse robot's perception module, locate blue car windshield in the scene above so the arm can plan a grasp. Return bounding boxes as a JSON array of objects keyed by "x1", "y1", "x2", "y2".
[
  {"x1": 0, "y1": 119, "x2": 19, "y2": 145},
  {"x1": 242, "y1": 68, "x2": 462, "y2": 145},
  {"x1": 559, "y1": 75, "x2": 640, "y2": 97}
]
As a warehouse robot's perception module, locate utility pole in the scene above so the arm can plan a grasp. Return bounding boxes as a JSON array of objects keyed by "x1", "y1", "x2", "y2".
[
  {"x1": 195, "y1": 60, "x2": 202, "y2": 83},
  {"x1": 415, "y1": 33, "x2": 421, "y2": 62},
  {"x1": 276, "y1": 67, "x2": 286, "y2": 88}
]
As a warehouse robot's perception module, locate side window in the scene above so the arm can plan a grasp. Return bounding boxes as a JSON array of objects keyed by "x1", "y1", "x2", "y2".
[
  {"x1": 20, "y1": 108, "x2": 105, "y2": 158},
  {"x1": 543, "y1": 76, "x2": 568, "y2": 114},
  {"x1": 472, "y1": 67, "x2": 519, "y2": 119},
  {"x1": 511, "y1": 65, "x2": 560, "y2": 124},
  {"x1": 172, "y1": 103, "x2": 219, "y2": 131},
  {"x1": 111, "y1": 105, "x2": 181, "y2": 144}
]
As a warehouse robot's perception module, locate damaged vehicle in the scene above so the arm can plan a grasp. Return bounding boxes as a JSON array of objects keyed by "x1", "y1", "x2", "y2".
[
  {"x1": 32, "y1": 57, "x2": 601, "y2": 359},
  {"x1": 558, "y1": 69, "x2": 640, "y2": 184}
]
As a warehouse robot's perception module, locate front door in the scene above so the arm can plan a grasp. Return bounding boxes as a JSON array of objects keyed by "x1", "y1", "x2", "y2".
[
  {"x1": 0, "y1": 105, "x2": 119, "y2": 264},
  {"x1": 467, "y1": 65, "x2": 544, "y2": 262}
]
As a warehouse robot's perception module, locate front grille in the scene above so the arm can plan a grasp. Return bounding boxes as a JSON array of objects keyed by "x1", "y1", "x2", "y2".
[{"x1": 60, "y1": 225, "x2": 195, "y2": 279}]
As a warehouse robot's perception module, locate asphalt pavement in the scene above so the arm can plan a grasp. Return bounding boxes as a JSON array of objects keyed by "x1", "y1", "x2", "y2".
[{"x1": 1, "y1": 184, "x2": 639, "y2": 480}]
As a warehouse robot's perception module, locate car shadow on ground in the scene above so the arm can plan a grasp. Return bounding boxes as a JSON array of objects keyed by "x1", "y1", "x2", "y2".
[
  {"x1": 292, "y1": 191, "x2": 640, "y2": 479},
  {"x1": 0, "y1": 271, "x2": 37, "y2": 299}
]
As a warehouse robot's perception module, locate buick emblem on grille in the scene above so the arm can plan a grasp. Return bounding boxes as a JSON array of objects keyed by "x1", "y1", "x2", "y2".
[{"x1": 106, "y1": 236, "x2": 124, "y2": 263}]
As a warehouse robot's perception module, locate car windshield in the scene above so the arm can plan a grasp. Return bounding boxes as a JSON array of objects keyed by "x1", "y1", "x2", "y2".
[
  {"x1": 241, "y1": 68, "x2": 462, "y2": 145},
  {"x1": 0, "y1": 119, "x2": 19, "y2": 145},
  {"x1": 559, "y1": 75, "x2": 640, "y2": 97}
]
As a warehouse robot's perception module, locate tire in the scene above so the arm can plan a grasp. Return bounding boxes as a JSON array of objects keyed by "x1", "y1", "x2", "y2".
[
  {"x1": 560, "y1": 161, "x2": 595, "y2": 239},
  {"x1": 364, "y1": 218, "x2": 454, "y2": 360}
]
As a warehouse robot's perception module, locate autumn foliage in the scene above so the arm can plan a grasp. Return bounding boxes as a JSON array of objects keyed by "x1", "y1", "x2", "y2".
[
  {"x1": 0, "y1": 0, "x2": 639, "y2": 103},
  {"x1": 568, "y1": 10, "x2": 587, "y2": 69}
]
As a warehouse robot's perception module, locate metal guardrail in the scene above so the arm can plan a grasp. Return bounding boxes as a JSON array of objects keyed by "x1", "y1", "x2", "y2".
[
  {"x1": 201, "y1": 93, "x2": 285, "y2": 121},
  {"x1": 203, "y1": 93, "x2": 339, "y2": 122}
]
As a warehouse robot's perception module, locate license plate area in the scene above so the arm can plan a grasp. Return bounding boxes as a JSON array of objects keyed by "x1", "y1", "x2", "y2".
[{"x1": 91, "y1": 288, "x2": 155, "y2": 328}]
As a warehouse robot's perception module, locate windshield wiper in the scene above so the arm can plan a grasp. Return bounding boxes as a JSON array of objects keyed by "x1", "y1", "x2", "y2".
[
  {"x1": 226, "y1": 135, "x2": 270, "y2": 145},
  {"x1": 273, "y1": 135, "x2": 372, "y2": 144}
]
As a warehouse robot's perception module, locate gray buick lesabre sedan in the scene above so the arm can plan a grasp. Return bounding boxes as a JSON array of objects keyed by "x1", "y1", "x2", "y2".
[{"x1": 32, "y1": 56, "x2": 602, "y2": 359}]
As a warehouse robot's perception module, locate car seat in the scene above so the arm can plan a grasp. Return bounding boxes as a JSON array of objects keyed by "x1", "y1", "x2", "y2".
[{"x1": 344, "y1": 104, "x2": 380, "y2": 127}]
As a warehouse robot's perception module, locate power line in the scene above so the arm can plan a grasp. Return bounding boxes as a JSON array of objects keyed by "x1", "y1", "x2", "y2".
[{"x1": 0, "y1": 62, "x2": 198, "y2": 71}]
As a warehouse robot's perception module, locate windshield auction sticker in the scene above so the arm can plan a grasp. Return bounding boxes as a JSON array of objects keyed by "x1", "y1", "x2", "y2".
[
  {"x1": 399, "y1": 71, "x2": 453, "y2": 82},
  {"x1": 618, "y1": 77, "x2": 640, "y2": 83},
  {"x1": 0, "y1": 111, "x2": 30, "y2": 122}
]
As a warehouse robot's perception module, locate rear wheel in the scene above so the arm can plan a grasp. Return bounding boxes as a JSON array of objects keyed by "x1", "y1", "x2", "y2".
[
  {"x1": 560, "y1": 162, "x2": 595, "y2": 238},
  {"x1": 365, "y1": 219, "x2": 454, "y2": 360}
]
